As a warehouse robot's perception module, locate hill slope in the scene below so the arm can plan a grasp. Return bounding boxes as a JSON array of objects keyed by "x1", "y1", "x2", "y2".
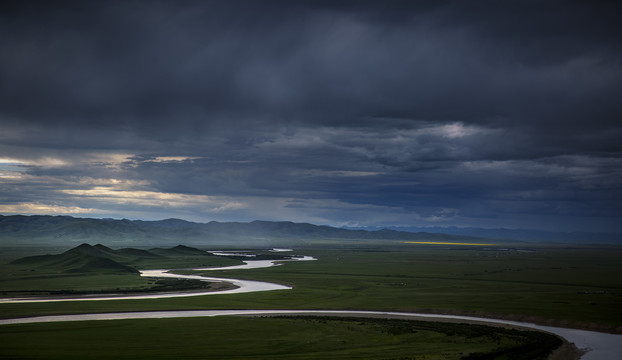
[
  {"x1": 9, "y1": 243, "x2": 233, "y2": 274},
  {"x1": 11, "y1": 243, "x2": 140, "y2": 274},
  {"x1": 150, "y1": 245, "x2": 208, "y2": 257}
]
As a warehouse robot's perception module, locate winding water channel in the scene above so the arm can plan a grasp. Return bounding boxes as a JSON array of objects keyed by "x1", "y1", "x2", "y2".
[
  {"x1": 0, "y1": 253, "x2": 620, "y2": 359},
  {"x1": 0, "y1": 256, "x2": 314, "y2": 304}
]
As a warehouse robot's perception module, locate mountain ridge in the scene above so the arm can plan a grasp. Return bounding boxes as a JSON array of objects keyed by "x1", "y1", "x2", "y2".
[
  {"x1": 2, "y1": 214, "x2": 618, "y2": 246},
  {"x1": 0, "y1": 215, "x2": 490, "y2": 246},
  {"x1": 344, "y1": 225, "x2": 622, "y2": 244}
]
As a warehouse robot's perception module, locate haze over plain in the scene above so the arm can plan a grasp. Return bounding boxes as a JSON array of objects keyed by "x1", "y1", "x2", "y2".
[{"x1": 1, "y1": 0, "x2": 621, "y2": 233}]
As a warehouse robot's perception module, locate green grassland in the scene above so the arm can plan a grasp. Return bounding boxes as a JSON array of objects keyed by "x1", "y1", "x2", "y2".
[
  {"x1": 188, "y1": 245, "x2": 622, "y2": 331},
  {"x1": 1, "y1": 243, "x2": 621, "y2": 333},
  {"x1": 0, "y1": 316, "x2": 561, "y2": 360},
  {"x1": 0, "y1": 244, "x2": 242, "y2": 296}
]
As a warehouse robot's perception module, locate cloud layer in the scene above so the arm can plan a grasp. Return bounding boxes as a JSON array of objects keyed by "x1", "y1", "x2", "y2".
[{"x1": 1, "y1": 1, "x2": 621, "y2": 231}]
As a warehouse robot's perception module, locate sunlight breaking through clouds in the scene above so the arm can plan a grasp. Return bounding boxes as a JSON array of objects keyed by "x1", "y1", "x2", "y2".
[
  {"x1": 0, "y1": 158, "x2": 25, "y2": 178},
  {"x1": 147, "y1": 156, "x2": 203, "y2": 163},
  {"x1": 76, "y1": 178, "x2": 150, "y2": 187},
  {"x1": 61, "y1": 187, "x2": 248, "y2": 213},
  {"x1": 421, "y1": 123, "x2": 495, "y2": 139},
  {"x1": 0, "y1": 203, "x2": 97, "y2": 214},
  {"x1": 0, "y1": 153, "x2": 134, "y2": 169}
]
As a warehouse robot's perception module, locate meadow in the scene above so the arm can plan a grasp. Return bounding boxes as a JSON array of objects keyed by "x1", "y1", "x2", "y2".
[
  {"x1": 1, "y1": 242, "x2": 620, "y2": 359},
  {"x1": 0, "y1": 315, "x2": 561, "y2": 359},
  {"x1": 1, "y1": 243, "x2": 620, "y2": 332},
  {"x1": 0, "y1": 244, "x2": 242, "y2": 296}
]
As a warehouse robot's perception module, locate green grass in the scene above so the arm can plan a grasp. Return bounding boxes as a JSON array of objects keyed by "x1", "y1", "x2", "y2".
[
  {"x1": 1, "y1": 244, "x2": 621, "y2": 332},
  {"x1": 0, "y1": 316, "x2": 561, "y2": 360},
  {"x1": 0, "y1": 245, "x2": 241, "y2": 296},
  {"x1": 0, "y1": 273, "x2": 153, "y2": 294},
  {"x1": 5, "y1": 244, "x2": 243, "y2": 273},
  {"x1": 174, "y1": 245, "x2": 622, "y2": 329},
  {"x1": 116, "y1": 254, "x2": 241, "y2": 270}
]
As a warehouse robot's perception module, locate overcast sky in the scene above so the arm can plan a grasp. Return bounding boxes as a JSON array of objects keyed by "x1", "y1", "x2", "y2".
[{"x1": 1, "y1": 0, "x2": 621, "y2": 232}]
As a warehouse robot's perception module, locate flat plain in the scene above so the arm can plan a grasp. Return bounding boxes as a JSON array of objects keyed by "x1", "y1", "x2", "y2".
[
  {"x1": 1, "y1": 242, "x2": 620, "y2": 359},
  {"x1": 0, "y1": 316, "x2": 562, "y2": 360}
]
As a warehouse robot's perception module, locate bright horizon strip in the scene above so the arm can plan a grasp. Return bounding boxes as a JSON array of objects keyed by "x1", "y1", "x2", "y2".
[{"x1": 404, "y1": 241, "x2": 495, "y2": 246}]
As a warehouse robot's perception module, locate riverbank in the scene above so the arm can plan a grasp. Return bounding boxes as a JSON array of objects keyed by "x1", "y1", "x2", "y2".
[
  {"x1": 0, "y1": 312, "x2": 566, "y2": 360},
  {"x1": 390, "y1": 307, "x2": 622, "y2": 335},
  {"x1": 0, "y1": 256, "x2": 315, "y2": 304},
  {"x1": 2, "y1": 310, "x2": 616, "y2": 359}
]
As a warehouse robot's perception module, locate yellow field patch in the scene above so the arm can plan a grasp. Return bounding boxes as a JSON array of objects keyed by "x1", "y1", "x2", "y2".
[{"x1": 403, "y1": 241, "x2": 494, "y2": 246}]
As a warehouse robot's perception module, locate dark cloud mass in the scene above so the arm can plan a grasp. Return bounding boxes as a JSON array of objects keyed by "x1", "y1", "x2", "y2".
[{"x1": 1, "y1": 0, "x2": 621, "y2": 232}]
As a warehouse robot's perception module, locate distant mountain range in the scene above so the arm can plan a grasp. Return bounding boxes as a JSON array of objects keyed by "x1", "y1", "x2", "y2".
[
  {"x1": 0, "y1": 215, "x2": 619, "y2": 246},
  {"x1": 0, "y1": 215, "x2": 485, "y2": 246},
  {"x1": 343, "y1": 226, "x2": 622, "y2": 244}
]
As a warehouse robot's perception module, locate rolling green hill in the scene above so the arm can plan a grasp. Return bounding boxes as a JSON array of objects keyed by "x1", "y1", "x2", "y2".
[
  {"x1": 2, "y1": 243, "x2": 244, "y2": 297},
  {"x1": 9, "y1": 243, "x2": 234, "y2": 274},
  {"x1": 11, "y1": 244, "x2": 140, "y2": 274},
  {"x1": 149, "y1": 245, "x2": 209, "y2": 257}
]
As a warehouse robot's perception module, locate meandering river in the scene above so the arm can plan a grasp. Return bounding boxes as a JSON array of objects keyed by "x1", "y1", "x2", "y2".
[
  {"x1": 0, "y1": 256, "x2": 315, "y2": 303},
  {"x1": 0, "y1": 253, "x2": 620, "y2": 359}
]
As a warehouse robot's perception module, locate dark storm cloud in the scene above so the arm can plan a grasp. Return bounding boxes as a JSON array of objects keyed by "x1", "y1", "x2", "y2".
[
  {"x1": 1, "y1": 1, "x2": 621, "y2": 231},
  {"x1": 3, "y1": 1, "x2": 620, "y2": 132}
]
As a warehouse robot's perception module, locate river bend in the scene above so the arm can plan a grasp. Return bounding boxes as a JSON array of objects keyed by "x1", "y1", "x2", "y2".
[
  {"x1": 0, "y1": 254, "x2": 620, "y2": 359},
  {"x1": 0, "y1": 310, "x2": 620, "y2": 360},
  {"x1": 0, "y1": 256, "x2": 315, "y2": 304}
]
